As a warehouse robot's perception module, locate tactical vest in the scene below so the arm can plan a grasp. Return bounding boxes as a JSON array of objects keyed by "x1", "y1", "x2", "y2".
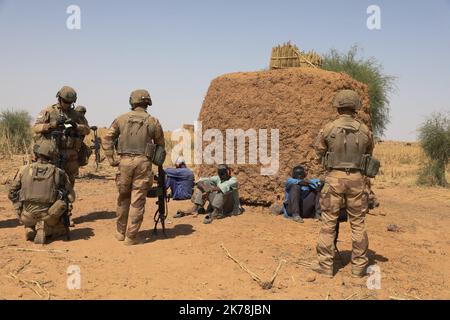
[
  {"x1": 324, "y1": 117, "x2": 370, "y2": 170},
  {"x1": 41, "y1": 104, "x2": 83, "y2": 151},
  {"x1": 20, "y1": 163, "x2": 61, "y2": 204},
  {"x1": 117, "y1": 111, "x2": 156, "y2": 157}
]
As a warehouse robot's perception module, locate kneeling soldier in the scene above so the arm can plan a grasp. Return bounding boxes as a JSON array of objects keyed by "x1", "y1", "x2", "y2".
[{"x1": 8, "y1": 141, "x2": 75, "y2": 244}]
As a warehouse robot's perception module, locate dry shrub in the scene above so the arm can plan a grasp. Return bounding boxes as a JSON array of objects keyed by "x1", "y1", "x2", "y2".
[
  {"x1": 417, "y1": 112, "x2": 450, "y2": 187},
  {"x1": 0, "y1": 109, "x2": 33, "y2": 156}
]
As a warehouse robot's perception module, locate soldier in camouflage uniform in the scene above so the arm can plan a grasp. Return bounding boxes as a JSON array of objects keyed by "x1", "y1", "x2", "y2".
[
  {"x1": 74, "y1": 105, "x2": 88, "y2": 125},
  {"x1": 102, "y1": 89, "x2": 165, "y2": 245},
  {"x1": 74, "y1": 105, "x2": 92, "y2": 167},
  {"x1": 8, "y1": 141, "x2": 75, "y2": 244},
  {"x1": 32, "y1": 86, "x2": 91, "y2": 186},
  {"x1": 312, "y1": 90, "x2": 374, "y2": 278}
]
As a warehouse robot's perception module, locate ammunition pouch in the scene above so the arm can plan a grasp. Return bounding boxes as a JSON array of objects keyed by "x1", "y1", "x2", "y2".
[
  {"x1": 361, "y1": 154, "x2": 380, "y2": 178},
  {"x1": 152, "y1": 145, "x2": 166, "y2": 166},
  {"x1": 143, "y1": 143, "x2": 166, "y2": 166},
  {"x1": 44, "y1": 199, "x2": 67, "y2": 221},
  {"x1": 144, "y1": 143, "x2": 157, "y2": 159}
]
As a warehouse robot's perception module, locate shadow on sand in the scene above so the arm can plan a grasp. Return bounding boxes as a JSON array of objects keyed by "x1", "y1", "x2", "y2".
[
  {"x1": 73, "y1": 211, "x2": 116, "y2": 225},
  {"x1": 335, "y1": 248, "x2": 388, "y2": 272},
  {"x1": 0, "y1": 218, "x2": 21, "y2": 229},
  {"x1": 139, "y1": 223, "x2": 195, "y2": 243}
]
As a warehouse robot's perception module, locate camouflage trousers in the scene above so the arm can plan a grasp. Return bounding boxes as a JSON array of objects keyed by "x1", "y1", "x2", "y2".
[
  {"x1": 317, "y1": 170, "x2": 369, "y2": 274},
  {"x1": 61, "y1": 149, "x2": 80, "y2": 187},
  {"x1": 115, "y1": 155, "x2": 153, "y2": 239},
  {"x1": 20, "y1": 200, "x2": 67, "y2": 237}
]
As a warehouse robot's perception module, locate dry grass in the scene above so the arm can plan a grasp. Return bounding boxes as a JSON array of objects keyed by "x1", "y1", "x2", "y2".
[{"x1": 373, "y1": 140, "x2": 449, "y2": 186}]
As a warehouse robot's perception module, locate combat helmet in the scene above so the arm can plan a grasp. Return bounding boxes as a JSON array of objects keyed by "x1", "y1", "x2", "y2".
[
  {"x1": 129, "y1": 89, "x2": 152, "y2": 107},
  {"x1": 75, "y1": 105, "x2": 87, "y2": 114},
  {"x1": 56, "y1": 86, "x2": 77, "y2": 103},
  {"x1": 33, "y1": 140, "x2": 57, "y2": 160},
  {"x1": 332, "y1": 90, "x2": 361, "y2": 110}
]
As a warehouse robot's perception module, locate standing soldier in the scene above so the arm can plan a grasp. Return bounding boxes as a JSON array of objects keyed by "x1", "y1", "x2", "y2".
[
  {"x1": 32, "y1": 86, "x2": 91, "y2": 187},
  {"x1": 312, "y1": 90, "x2": 374, "y2": 278},
  {"x1": 74, "y1": 105, "x2": 92, "y2": 167},
  {"x1": 102, "y1": 89, "x2": 165, "y2": 245},
  {"x1": 8, "y1": 141, "x2": 75, "y2": 244}
]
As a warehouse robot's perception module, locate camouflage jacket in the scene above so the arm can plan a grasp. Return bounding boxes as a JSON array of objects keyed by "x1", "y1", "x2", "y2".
[
  {"x1": 33, "y1": 103, "x2": 91, "y2": 151},
  {"x1": 8, "y1": 161, "x2": 75, "y2": 215},
  {"x1": 102, "y1": 107, "x2": 165, "y2": 157},
  {"x1": 314, "y1": 114, "x2": 374, "y2": 168}
]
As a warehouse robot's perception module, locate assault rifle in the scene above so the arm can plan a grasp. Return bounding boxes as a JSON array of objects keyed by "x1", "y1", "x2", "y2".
[
  {"x1": 90, "y1": 126, "x2": 101, "y2": 170},
  {"x1": 147, "y1": 166, "x2": 168, "y2": 237},
  {"x1": 8, "y1": 190, "x2": 22, "y2": 221},
  {"x1": 57, "y1": 189, "x2": 72, "y2": 241}
]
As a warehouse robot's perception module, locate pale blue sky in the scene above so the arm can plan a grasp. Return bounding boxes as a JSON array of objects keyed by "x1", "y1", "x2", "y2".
[{"x1": 1, "y1": 0, "x2": 449, "y2": 141}]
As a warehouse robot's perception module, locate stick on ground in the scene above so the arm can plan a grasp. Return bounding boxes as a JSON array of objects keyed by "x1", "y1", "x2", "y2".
[
  {"x1": 344, "y1": 292, "x2": 358, "y2": 300},
  {"x1": 221, "y1": 244, "x2": 285, "y2": 290},
  {"x1": 15, "y1": 260, "x2": 31, "y2": 274},
  {"x1": 7, "y1": 273, "x2": 42, "y2": 298},
  {"x1": 9, "y1": 247, "x2": 68, "y2": 254}
]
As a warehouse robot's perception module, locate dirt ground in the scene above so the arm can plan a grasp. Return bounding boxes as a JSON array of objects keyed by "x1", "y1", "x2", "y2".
[{"x1": 0, "y1": 159, "x2": 449, "y2": 300}]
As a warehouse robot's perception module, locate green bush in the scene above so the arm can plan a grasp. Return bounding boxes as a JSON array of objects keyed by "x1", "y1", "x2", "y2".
[
  {"x1": 417, "y1": 112, "x2": 450, "y2": 187},
  {"x1": 322, "y1": 45, "x2": 396, "y2": 137},
  {"x1": 0, "y1": 109, "x2": 33, "y2": 155}
]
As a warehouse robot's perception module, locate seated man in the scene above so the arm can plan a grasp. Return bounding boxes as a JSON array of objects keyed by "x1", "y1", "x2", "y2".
[
  {"x1": 175, "y1": 164, "x2": 242, "y2": 224},
  {"x1": 8, "y1": 141, "x2": 75, "y2": 244},
  {"x1": 283, "y1": 165, "x2": 322, "y2": 223},
  {"x1": 165, "y1": 157, "x2": 195, "y2": 200}
]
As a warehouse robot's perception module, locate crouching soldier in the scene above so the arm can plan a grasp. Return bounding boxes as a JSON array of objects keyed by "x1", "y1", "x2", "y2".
[
  {"x1": 8, "y1": 142, "x2": 75, "y2": 244},
  {"x1": 175, "y1": 164, "x2": 243, "y2": 224}
]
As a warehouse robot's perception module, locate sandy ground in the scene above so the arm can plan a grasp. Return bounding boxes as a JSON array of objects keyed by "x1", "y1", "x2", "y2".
[{"x1": 0, "y1": 163, "x2": 449, "y2": 300}]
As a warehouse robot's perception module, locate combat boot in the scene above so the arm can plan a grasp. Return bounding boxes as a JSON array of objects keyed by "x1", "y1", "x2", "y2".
[
  {"x1": 310, "y1": 262, "x2": 333, "y2": 278},
  {"x1": 50, "y1": 225, "x2": 69, "y2": 239},
  {"x1": 34, "y1": 228, "x2": 46, "y2": 245},
  {"x1": 115, "y1": 231, "x2": 125, "y2": 241},
  {"x1": 124, "y1": 236, "x2": 139, "y2": 246},
  {"x1": 24, "y1": 227, "x2": 36, "y2": 241},
  {"x1": 351, "y1": 269, "x2": 367, "y2": 278}
]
